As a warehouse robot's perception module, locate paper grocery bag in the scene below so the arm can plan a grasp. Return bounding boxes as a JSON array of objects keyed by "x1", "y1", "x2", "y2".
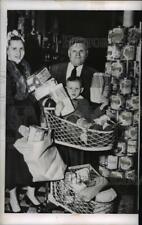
[{"x1": 14, "y1": 130, "x2": 66, "y2": 182}]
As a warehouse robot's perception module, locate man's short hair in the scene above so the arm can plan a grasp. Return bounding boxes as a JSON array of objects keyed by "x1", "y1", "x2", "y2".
[{"x1": 68, "y1": 36, "x2": 88, "y2": 49}]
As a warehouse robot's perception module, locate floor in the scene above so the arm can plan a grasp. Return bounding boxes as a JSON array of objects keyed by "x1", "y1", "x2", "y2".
[{"x1": 5, "y1": 182, "x2": 137, "y2": 214}]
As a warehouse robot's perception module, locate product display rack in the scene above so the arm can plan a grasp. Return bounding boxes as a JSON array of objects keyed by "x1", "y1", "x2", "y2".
[{"x1": 98, "y1": 23, "x2": 141, "y2": 187}]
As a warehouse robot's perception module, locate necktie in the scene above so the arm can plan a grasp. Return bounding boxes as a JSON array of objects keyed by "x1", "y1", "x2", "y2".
[{"x1": 70, "y1": 66, "x2": 77, "y2": 79}]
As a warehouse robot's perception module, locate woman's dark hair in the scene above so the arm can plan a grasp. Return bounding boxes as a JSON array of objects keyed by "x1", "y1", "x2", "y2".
[{"x1": 8, "y1": 36, "x2": 24, "y2": 46}]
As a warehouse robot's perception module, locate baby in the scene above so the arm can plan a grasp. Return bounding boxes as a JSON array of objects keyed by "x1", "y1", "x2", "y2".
[{"x1": 64, "y1": 76, "x2": 105, "y2": 127}]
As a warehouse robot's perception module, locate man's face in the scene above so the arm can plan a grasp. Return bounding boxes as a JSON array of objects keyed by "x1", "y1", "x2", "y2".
[
  {"x1": 68, "y1": 43, "x2": 88, "y2": 66},
  {"x1": 66, "y1": 80, "x2": 83, "y2": 100},
  {"x1": 7, "y1": 40, "x2": 25, "y2": 64}
]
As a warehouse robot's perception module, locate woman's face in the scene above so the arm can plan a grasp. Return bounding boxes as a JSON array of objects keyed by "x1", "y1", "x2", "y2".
[{"x1": 7, "y1": 39, "x2": 25, "y2": 64}]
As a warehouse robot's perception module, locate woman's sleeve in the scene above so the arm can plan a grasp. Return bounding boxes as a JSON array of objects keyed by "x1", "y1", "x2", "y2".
[
  {"x1": 21, "y1": 59, "x2": 31, "y2": 78},
  {"x1": 6, "y1": 70, "x2": 15, "y2": 106},
  {"x1": 6, "y1": 71, "x2": 21, "y2": 138}
]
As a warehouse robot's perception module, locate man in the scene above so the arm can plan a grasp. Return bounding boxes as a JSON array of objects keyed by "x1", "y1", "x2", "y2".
[{"x1": 49, "y1": 36, "x2": 96, "y2": 103}]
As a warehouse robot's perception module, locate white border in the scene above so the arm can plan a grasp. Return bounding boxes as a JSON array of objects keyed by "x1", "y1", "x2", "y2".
[
  {"x1": 1, "y1": 0, "x2": 142, "y2": 10},
  {"x1": 0, "y1": 1, "x2": 141, "y2": 225}
]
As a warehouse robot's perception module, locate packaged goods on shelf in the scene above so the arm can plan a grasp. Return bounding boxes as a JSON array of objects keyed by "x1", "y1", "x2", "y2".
[
  {"x1": 127, "y1": 140, "x2": 137, "y2": 155},
  {"x1": 107, "y1": 155, "x2": 118, "y2": 170},
  {"x1": 107, "y1": 45, "x2": 121, "y2": 61},
  {"x1": 110, "y1": 94, "x2": 125, "y2": 110},
  {"x1": 118, "y1": 110, "x2": 133, "y2": 126},
  {"x1": 108, "y1": 27, "x2": 126, "y2": 44},
  {"x1": 124, "y1": 126, "x2": 138, "y2": 140},
  {"x1": 115, "y1": 141, "x2": 127, "y2": 156},
  {"x1": 118, "y1": 156, "x2": 134, "y2": 171},
  {"x1": 98, "y1": 24, "x2": 140, "y2": 181},
  {"x1": 121, "y1": 45, "x2": 136, "y2": 61}
]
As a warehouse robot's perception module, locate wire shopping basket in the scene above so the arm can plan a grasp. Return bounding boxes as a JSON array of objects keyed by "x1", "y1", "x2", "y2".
[
  {"x1": 48, "y1": 164, "x2": 117, "y2": 213},
  {"x1": 43, "y1": 108, "x2": 116, "y2": 151}
]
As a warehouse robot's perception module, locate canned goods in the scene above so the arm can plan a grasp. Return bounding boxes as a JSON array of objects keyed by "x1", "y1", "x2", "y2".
[
  {"x1": 107, "y1": 155, "x2": 118, "y2": 170},
  {"x1": 111, "y1": 77, "x2": 119, "y2": 93},
  {"x1": 119, "y1": 156, "x2": 133, "y2": 171},
  {"x1": 110, "y1": 94, "x2": 125, "y2": 110},
  {"x1": 135, "y1": 62, "x2": 139, "y2": 76},
  {"x1": 126, "y1": 95, "x2": 139, "y2": 110},
  {"x1": 124, "y1": 60, "x2": 135, "y2": 74},
  {"x1": 110, "y1": 170, "x2": 124, "y2": 179},
  {"x1": 127, "y1": 140, "x2": 137, "y2": 154},
  {"x1": 128, "y1": 27, "x2": 140, "y2": 45},
  {"x1": 111, "y1": 61, "x2": 124, "y2": 78},
  {"x1": 118, "y1": 110, "x2": 133, "y2": 126},
  {"x1": 120, "y1": 77, "x2": 132, "y2": 95},
  {"x1": 125, "y1": 170, "x2": 135, "y2": 180},
  {"x1": 107, "y1": 45, "x2": 121, "y2": 61},
  {"x1": 108, "y1": 27, "x2": 125, "y2": 44},
  {"x1": 121, "y1": 45, "x2": 135, "y2": 61},
  {"x1": 132, "y1": 76, "x2": 139, "y2": 95},
  {"x1": 133, "y1": 111, "x2": 139, "y2": 124},
  {"x1": 105, "y1": 62, "x2": 112, "y2": 74},
  {"x1": 99, "y1": 166, "x2": 110, "y2": 178},
  {"x1": 99, "y1": 155, "x2": 108, "y2": 166},
  {"x1": 114, "y1": 142, "x2": 127, "y2": 156},
  {"x1": 136, "y1": 44, "x2": 141, "y2": 61},
  {"x1": 132, "y1": 87, "x2": 139, "y2": 96},
  {"x1": 125, "y1": 126, "x2": 138, "y2": 140}
]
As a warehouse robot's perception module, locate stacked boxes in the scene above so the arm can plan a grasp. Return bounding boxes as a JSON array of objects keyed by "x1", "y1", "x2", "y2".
[{"x1": 99, "y1": 26, "x2": 141, "y2": 181}]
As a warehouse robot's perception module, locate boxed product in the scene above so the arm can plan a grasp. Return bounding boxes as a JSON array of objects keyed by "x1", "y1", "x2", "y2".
[{"x1": 27, "y1": 67, "x2": 51, "y2": 92}]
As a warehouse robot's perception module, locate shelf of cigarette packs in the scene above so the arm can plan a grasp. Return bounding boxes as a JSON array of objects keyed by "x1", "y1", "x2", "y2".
[{"x1": 98, "y1": 25, "x2": 141, "y2": 182}]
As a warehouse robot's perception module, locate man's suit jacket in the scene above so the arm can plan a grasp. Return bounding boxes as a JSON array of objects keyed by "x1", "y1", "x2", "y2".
[{"x1": 49, "y1": 62, "x2": 96, "y2": 102}]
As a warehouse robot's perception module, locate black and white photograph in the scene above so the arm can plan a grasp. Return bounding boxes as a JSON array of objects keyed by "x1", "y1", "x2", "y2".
[{"x1": 0, "y1": 1, "x2": 141, "y2": 225}]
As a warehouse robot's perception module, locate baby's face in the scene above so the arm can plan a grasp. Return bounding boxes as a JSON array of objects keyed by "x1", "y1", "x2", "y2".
[{"x1": 66, "y1": 81, "x2": 82, "y2": 100}]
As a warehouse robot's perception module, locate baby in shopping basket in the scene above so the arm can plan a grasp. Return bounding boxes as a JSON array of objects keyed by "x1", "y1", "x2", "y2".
[
  {"x1": 43, "y1": 76, "x2": 112, "y2": 131},
  {"x1": 61, "y1": 76, "x2": 108, "y2": 129},
  {"x1": 44, "y1": 76, "x2": 112, "y2": 130}
]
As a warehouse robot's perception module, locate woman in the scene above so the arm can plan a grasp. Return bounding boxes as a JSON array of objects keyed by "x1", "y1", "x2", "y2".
[{"x1": 6, "y1": 30, "x2": 44, "y2": 213}]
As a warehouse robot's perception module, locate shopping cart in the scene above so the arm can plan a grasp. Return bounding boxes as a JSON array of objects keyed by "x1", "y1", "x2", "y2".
[
  {"x1": 48, "y1": 164, "x2": 117, "y2": 213},
  {"x1": 43, "y1": 107, "x2": 116, "y2": 151}
]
